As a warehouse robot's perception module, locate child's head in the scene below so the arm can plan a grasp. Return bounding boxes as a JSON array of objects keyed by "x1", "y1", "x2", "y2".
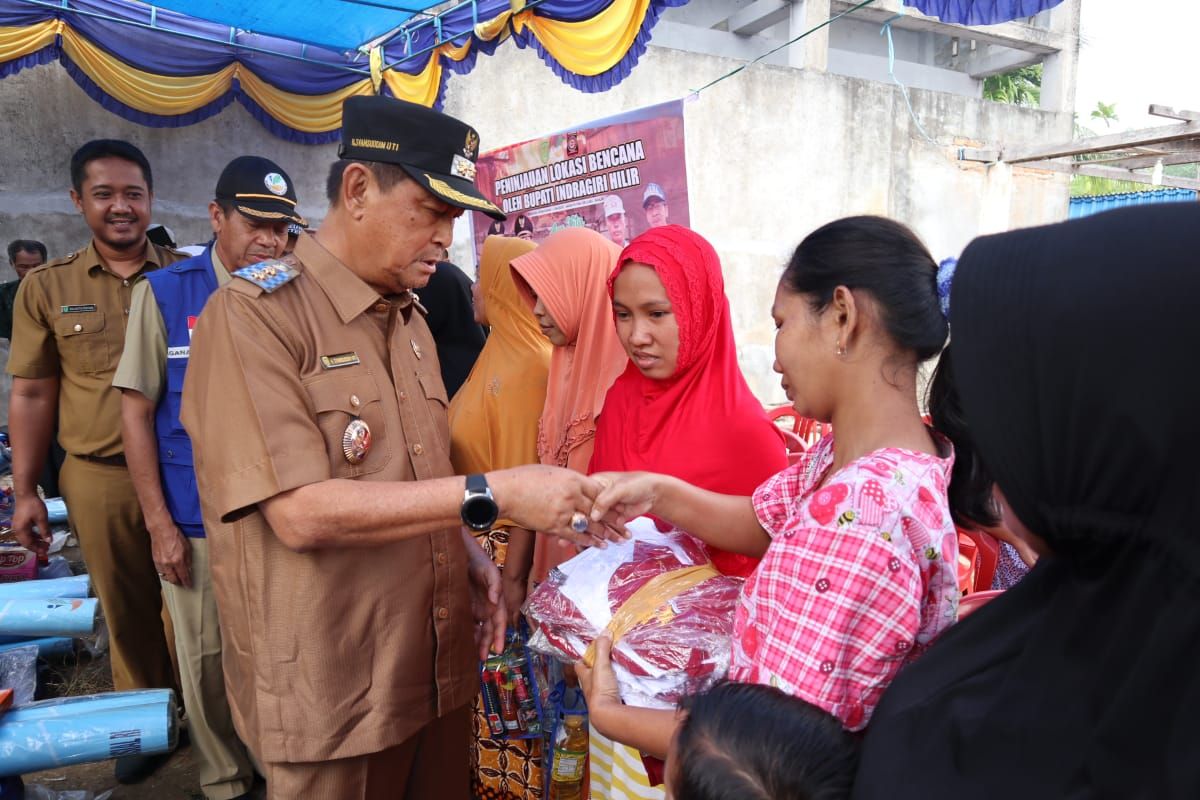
[{"x1": 667, "y1": 682, "x2": 858, "y2": 800}]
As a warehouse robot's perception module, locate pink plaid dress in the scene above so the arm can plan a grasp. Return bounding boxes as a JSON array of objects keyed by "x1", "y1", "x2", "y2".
[{"x1": 731, "y1": 435, "x2": 959, "y2": 731}]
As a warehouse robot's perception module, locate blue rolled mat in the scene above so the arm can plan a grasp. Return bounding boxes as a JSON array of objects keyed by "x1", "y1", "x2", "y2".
[
  {"x1": 0, "y1": 598, "x2": 99, "y2": 637},
  {"x1": 0, "y1": 575, "x2": 90, "y2": 601},
  {"x1": 0, "y1": 690, "x2": 177, "y2": 774},
  {"x1": 44, "y1": 497, "x2": 68, "y2": 524},
  {"x1": 0, "y1": 637, "x2": 74, "y2": 659},
  {"x1": 10, "y1": 689, "x2": 174, "y2": 720}
]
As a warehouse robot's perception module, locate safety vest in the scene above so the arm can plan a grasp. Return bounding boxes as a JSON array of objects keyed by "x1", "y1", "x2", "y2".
[{"x1": 145, "y1": 246, "x2": 218, "y2": 537}]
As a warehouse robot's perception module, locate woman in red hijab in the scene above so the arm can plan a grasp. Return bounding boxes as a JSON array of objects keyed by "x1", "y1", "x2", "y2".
[{"x1": 590, "y1": 224, "x2": 787, "y2": 578}]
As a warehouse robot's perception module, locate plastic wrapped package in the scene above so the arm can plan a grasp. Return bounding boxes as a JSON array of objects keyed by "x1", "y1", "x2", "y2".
[
  {"x1": 0, "y1": 598, "x2": 98, "y2": 637},
  {"x1": 525, "y1": 519, "x2": 742, "y2": 709},
  {"x1": 0, "y1": 575, "x2": 90, "y2": 601},
  {"x1": 0, "y1": 689, "x2": 177, "y2": 773},
  {"x1": 0, "y1": 644, "x2": 38, "y2": 707}
]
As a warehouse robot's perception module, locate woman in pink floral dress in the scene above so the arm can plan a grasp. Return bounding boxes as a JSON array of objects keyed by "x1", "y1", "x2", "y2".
[{"x1": 577, "y1": 216, "x2": 979, "y2": 758}]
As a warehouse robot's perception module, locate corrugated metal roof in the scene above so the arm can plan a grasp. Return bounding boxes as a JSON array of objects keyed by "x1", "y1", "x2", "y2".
[{"x1": 1069, "y1": 189, "x2": 1197, "y2": 219}]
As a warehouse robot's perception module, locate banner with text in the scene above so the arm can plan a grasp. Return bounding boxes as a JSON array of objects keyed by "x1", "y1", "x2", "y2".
[{"x1": 471, "y1": 100, "x2": 689, "y2": 256}]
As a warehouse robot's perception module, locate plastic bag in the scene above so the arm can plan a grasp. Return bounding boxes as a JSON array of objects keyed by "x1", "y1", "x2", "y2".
[
  {"x1": 0, "y1": 644, "x2": 38, "y2": 707},
  {"x1": 525, "y1": 519, "x2": 742, "y2": 709},
  {"x1": 21, "y1": 786, "x2": 112, "y2": 800}
]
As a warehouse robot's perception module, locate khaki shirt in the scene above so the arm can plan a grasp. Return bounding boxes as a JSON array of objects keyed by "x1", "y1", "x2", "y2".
[
  {"x1": 114, "y1": 247, "x2": 231, "y2": 402},
  {"x1": 7, "y1": 240, "x2": 185, "y2": 457},
  {"x1": 180, "y1": 233, "x2": 475, "y2": 764}
]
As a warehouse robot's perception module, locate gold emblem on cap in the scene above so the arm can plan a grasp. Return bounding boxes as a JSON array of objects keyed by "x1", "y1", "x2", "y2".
[
  {"x1": 342, "y1": 419, "x2": 372, "y2": 464},
  {"x1": 464, "y1": 130, "x2": 479, "y2": 160},
  {"x1": 423, "y1": 175, "x2": 501, "y2": 214}
]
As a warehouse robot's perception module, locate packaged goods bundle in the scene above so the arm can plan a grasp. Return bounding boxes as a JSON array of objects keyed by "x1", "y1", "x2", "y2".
[
  {"x1": 479, "y1": 624, "x2": 545, "y2": 739},
  {"x1": 525, "y1": 518, "x2": 741, "y2": 709}
]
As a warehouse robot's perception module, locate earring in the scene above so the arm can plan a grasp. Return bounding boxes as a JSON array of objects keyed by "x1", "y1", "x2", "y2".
[{"x1": 836, "y1": 341, "x2": 846, "y2": 356}]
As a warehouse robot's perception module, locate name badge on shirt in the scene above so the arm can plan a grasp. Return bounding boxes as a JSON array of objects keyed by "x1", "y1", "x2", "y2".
[
  {"x1": 61, "y1": 304, "x2": 98, "y2": 314},
  {"x1": 167, "y1": 346, "x2": 190, "y2": 359},
  {"x1": 321, "y1": 352, "x2": 361, "y2": 370}
]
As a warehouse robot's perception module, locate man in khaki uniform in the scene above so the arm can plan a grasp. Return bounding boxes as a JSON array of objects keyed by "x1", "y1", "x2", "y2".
[
  {"x1": 7, "y1": 139, "x2": 182, "y2": 783},
  {"x1": 114, "y1": 155, "x2": 303, "y2": 800},
  {"x1": 181, "y1": 96, "x2": 616, "y2": 799}
]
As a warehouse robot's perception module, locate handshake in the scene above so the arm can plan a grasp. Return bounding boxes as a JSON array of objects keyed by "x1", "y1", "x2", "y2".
[{"x1": 482, "y1": 466, "x2": 663, "y2": 548}]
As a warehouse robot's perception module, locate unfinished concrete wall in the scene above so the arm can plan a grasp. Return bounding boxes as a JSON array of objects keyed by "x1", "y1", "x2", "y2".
[
  {"x1": 442, "y1": 42, "x2": 1071, "y2": 402},
  {"x1": 0, "y1": 35, "x2": 1071, "y2": 421}
]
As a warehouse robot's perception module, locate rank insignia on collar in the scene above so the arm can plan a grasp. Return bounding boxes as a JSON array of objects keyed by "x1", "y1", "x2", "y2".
[{"x1": 232, "y1": 260, "x2": 299, "y2": 293}]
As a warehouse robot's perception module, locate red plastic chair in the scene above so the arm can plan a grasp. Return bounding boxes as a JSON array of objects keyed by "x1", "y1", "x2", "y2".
[
  {"x1": 958, "y1": 589, "x2": 1003, "y2": 619},
  {"x1": 766, "y1": 406, "x2": 830, "y2": 451},
  {"x1": 958, "y1": 527, "x2": 1000, "y2": 592}
]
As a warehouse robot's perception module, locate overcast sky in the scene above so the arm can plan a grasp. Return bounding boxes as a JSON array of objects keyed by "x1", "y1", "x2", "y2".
[{"x1": 1074, "y1": 2, "x2": 1199, "y2": 132}]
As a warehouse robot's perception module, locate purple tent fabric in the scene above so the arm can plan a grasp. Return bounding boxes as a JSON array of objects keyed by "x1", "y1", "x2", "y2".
[{"x1": 904, "y1": 0, "x2": 1065, "y2": 25}]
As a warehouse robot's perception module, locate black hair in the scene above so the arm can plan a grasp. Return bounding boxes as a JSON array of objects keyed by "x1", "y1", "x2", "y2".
[
  {"x1": 927, "y1": 347, "x2": 1000, "y2": 529},
  {"x1": 70, "y1": 139, "x2": 152, "y2": 193},
  {"x1": 7, "y1": 239, "x2": 47, "y2": 263},
  {"x1": 671, "y1": 683, "x2": 858, "y2": 800},
  {"x1": 782, "y1": 216, "x2": 947, "y2": 363},
  {"x1": 324, "y1": 159, "x2": 408, "y2": 205},
  {"x1": 513, "y1": 214, "x2": 533, "y2": 234},
  {"x1": 782, "y1": 215, "x2": 993, "y2": 528}
]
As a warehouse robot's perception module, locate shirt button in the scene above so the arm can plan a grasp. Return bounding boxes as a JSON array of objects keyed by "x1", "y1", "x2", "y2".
[
  {"x1": 124, "y1": 308, "x2": 129, "y2": 315},
  {"x1": 122, "y1": 279, "x2": 129, "y2": 286},
  {"x1": 412, "y1": 443, "x2": 424, "y2": 456},
  {"x1": 398, "y1": 391, "x2": 407, "y2": 401},
  {"x1": 820, "y1": 660, "x2": 835, "y2": 674},
  {"x1": 73, "y1": 323, "x2": 83, "y2": 332},
  {"x1": 350, "y1": 394, "x2": 361, "y2": 408},
  {"x1": 815, "y1": 578, "x2": 830, "y2": 593},
  {"x1": 436, "y1": 607, "x2": 449, "y2": 620},
  {"x1": 436, "y1": 552, "x2": 447, "y2": 566},
  {"x1": 374, "y1": 302, "x2": 389, "y2": 313}
]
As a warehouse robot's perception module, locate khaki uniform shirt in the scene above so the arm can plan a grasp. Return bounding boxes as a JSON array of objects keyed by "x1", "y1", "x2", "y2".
[
  {"x1": 180, "y1": 233, "x2": 475, "y2": 764},
  {"x1": 7, "y1": 240, "x2": 184, "y2": 457},
  {"x1": 113, "y1": 247, "x2": 231, "y2": 402}
]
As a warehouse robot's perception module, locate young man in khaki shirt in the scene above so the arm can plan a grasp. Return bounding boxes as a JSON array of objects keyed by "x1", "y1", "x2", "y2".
[
  {"x1": 7, "y1": 139, "x2": 183, "y2": 784},
  {"x1": 181, "y1": 96, "x2": 620, "y2": 799}
]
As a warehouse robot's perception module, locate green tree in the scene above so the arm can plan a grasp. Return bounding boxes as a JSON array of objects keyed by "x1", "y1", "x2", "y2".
[
  {"x1": 983, "y1": 64, "x2": 1042, "y2": 107},
  {"x1": 1090, "y1": 100, "x2": 1119, "y2": 128}
]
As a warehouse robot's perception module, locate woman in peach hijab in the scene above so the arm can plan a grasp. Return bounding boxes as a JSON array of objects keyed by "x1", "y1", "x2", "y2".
[{"x1": 510, "y1": 228, "x2": 629, "y2": 582}]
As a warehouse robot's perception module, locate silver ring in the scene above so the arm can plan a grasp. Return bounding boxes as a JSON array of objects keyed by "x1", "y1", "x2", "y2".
[{"x1": 570, "y1": 512, "x2": 589, "y2": 534}]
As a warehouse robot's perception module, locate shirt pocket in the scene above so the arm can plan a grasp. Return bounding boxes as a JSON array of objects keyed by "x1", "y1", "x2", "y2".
[
  {"x1": 417, "y1": 371, "x2": 451, "y2": 453},
  {"x1": 53, "y1": 311, "x2": 109, "y2": 374},
  {"x1": 303, "y1": 371, "x2": 391, "y2": 479}
]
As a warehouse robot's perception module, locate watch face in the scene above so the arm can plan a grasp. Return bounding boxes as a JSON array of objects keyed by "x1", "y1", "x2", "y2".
[{"x1": 463, "y1": 495, "x2": 498, "y2": 530}]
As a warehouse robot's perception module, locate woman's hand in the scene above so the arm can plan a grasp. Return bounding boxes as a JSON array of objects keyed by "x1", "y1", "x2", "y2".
[{"x1": 575, "y1": 634, "x2": 623, "y2": 734}]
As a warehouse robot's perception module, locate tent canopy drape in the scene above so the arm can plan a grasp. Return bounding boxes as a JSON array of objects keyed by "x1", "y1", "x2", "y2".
[{"x1": 0, "y1": 0, "x2": 1065, "y2": 143}]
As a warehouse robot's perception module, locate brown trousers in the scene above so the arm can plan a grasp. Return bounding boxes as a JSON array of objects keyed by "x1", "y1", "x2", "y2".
[
  {"x1": 59, "y1": 455, "x2": 179, "y2": 694},
  {"x1": 264, "y1": 706, "x2": 471, "y2": 800}
]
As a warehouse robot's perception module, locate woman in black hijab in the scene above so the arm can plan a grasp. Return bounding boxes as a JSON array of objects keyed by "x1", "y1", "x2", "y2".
[
  {"x1": 853, "y1": 204, "x2": 1200, "y2": 798},
  {"x1": 419, "y1": 260, "x2": 487, "y2": 398}
]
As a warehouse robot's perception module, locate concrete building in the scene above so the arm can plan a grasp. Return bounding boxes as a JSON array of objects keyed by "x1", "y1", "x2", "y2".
[{"x1": 0, "y1": 0, "x2": 1080, "y2": 417}]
